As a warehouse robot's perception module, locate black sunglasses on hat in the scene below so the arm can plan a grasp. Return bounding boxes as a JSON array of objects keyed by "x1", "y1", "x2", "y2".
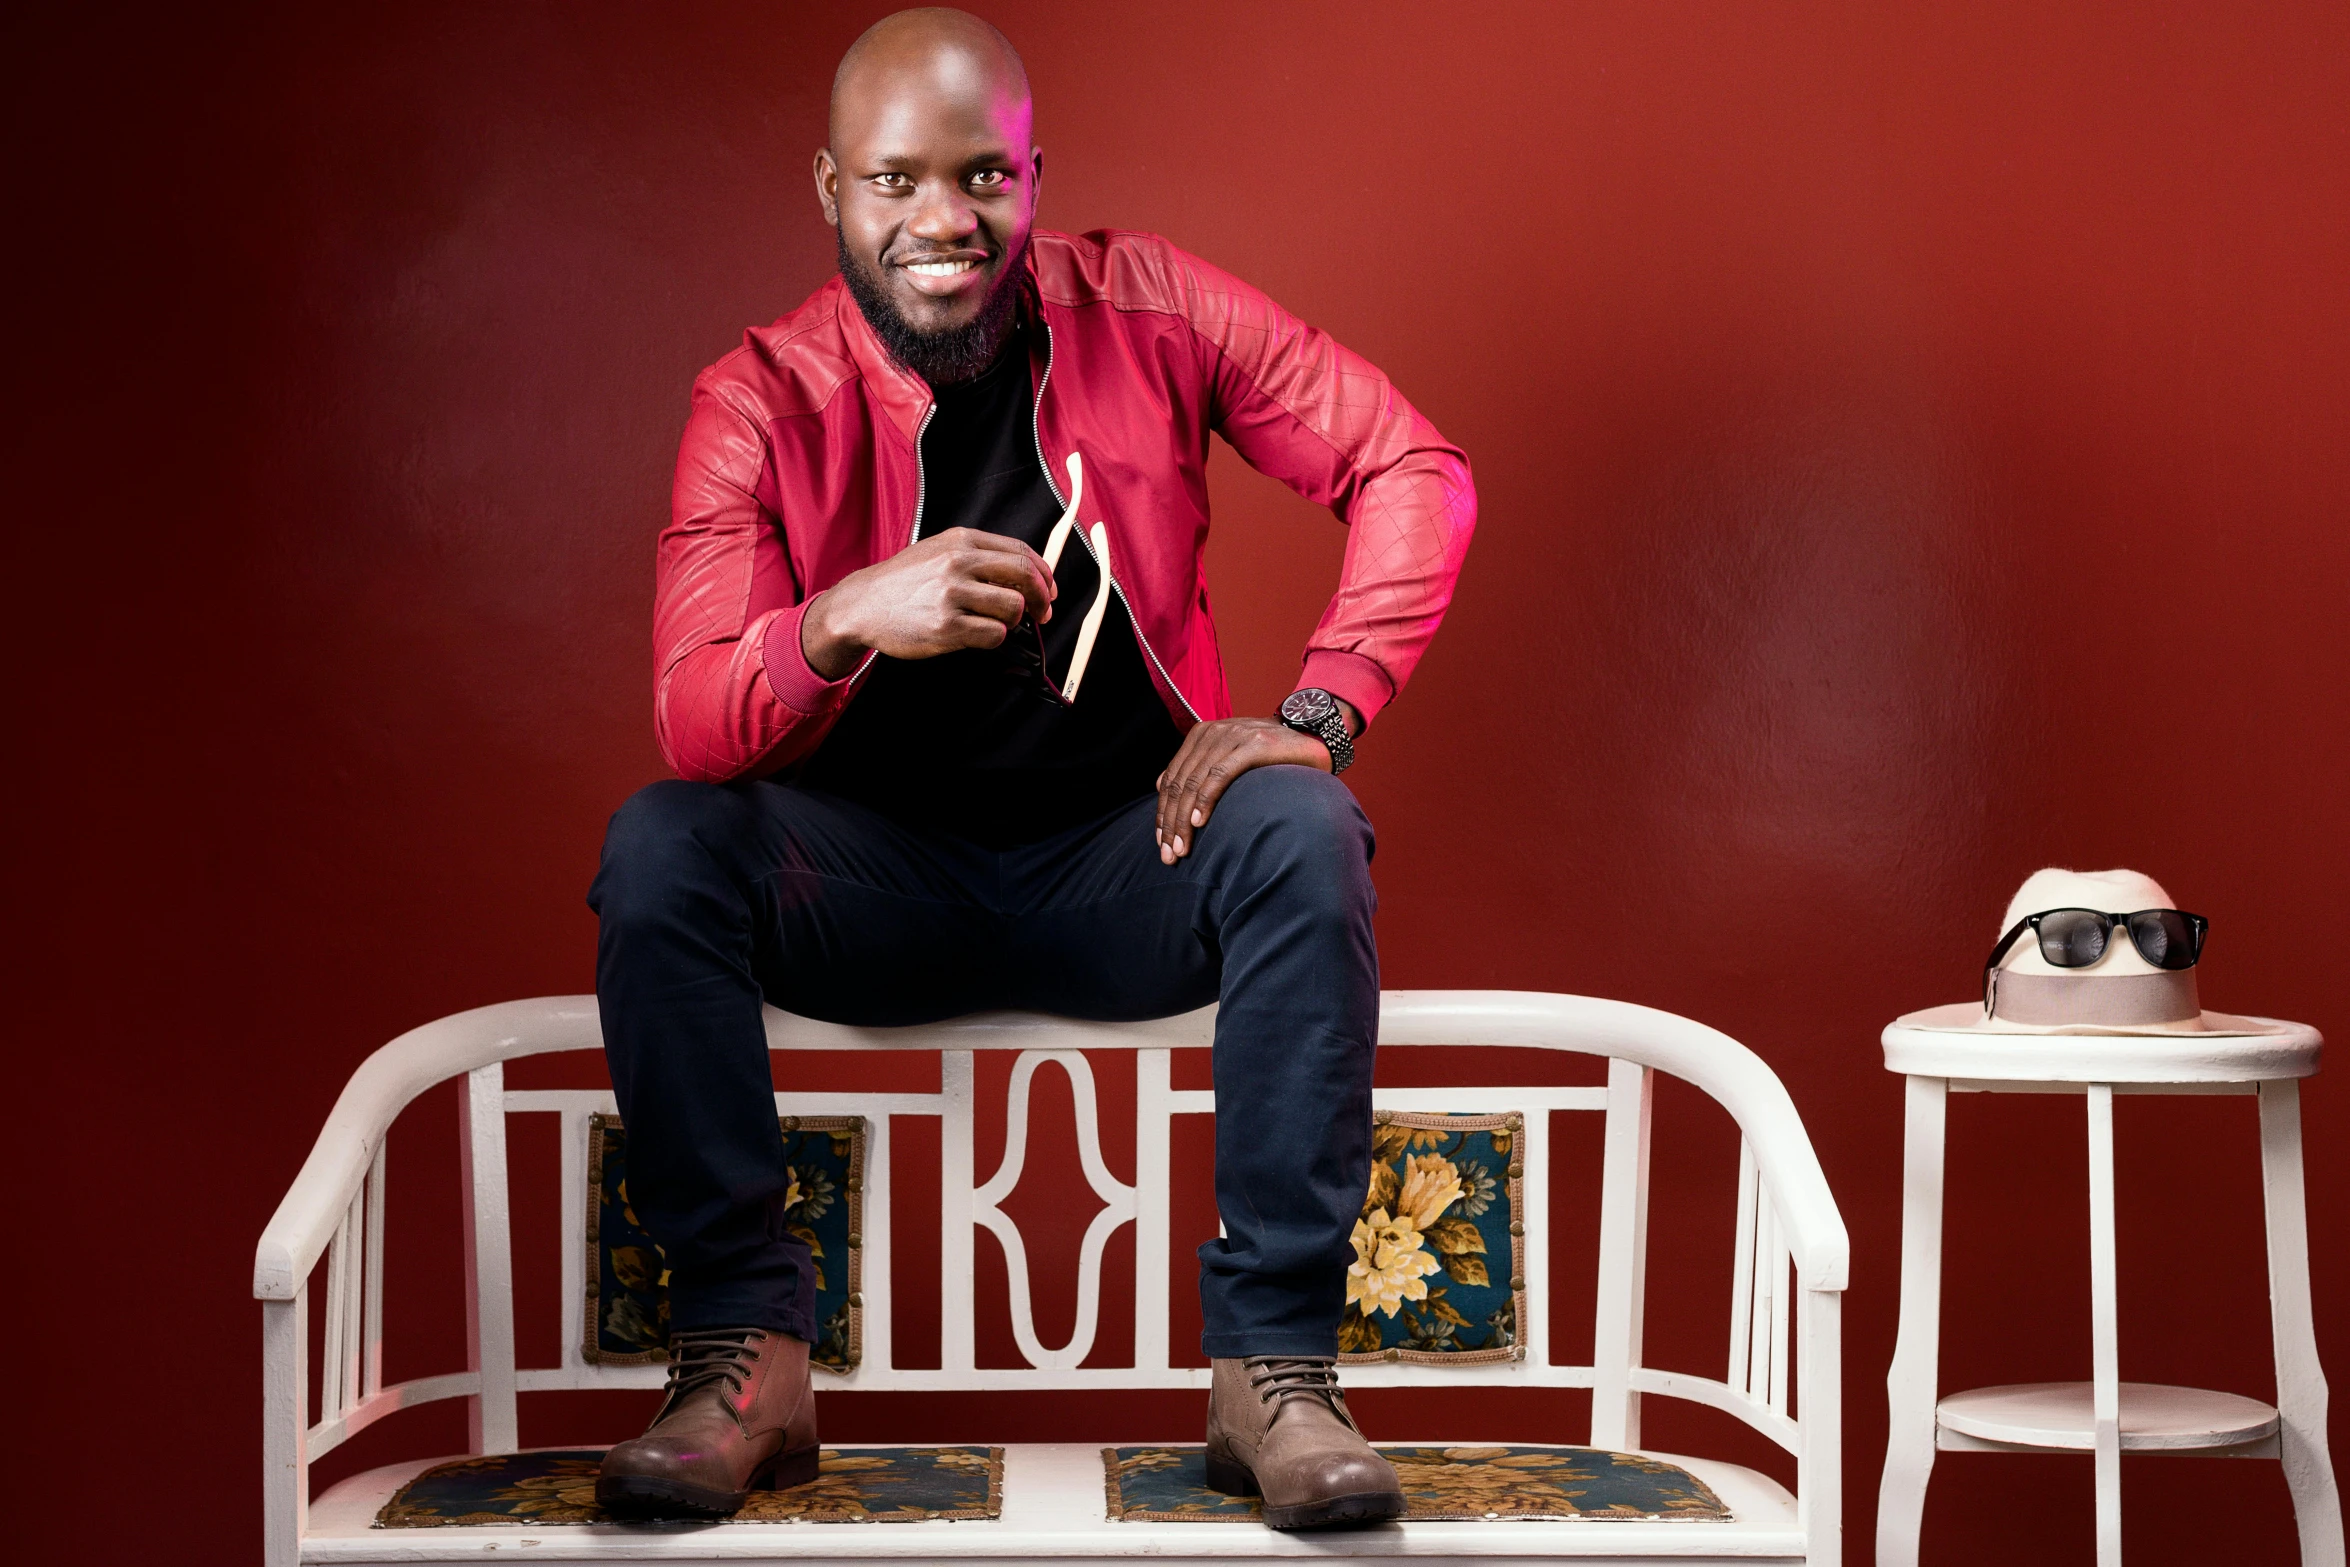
[{"x1": 1983, "y1": 907, "x2": 2208, "y2": 987}]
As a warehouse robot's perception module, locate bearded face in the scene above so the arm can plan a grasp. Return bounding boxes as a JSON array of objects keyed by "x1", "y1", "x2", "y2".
[{"x1": 836, "y1": 222, "x2": 1030, "y2": 387}]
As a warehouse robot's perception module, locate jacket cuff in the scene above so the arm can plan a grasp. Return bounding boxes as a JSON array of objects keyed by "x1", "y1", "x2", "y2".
[
  {"x1": 1297, "y1": 649, "x2": 1395, "y2": 732},
  {"x1": 760, "y1": 602, "x2": 855, "y2": 715}
]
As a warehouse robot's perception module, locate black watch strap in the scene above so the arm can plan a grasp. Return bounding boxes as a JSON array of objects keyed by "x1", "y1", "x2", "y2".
[{"x1": 1278, "y1": 687, "x2": 1355, "y2": 774}]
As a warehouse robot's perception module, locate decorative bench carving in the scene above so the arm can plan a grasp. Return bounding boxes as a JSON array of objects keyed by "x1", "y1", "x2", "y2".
[{"x1": 257, "y1": 990, "x2": 1849, "y2": 1563}]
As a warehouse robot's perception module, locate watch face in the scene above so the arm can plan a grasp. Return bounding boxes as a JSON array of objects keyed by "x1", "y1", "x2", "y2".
[{"x1": 1282, "y1": 688, "x2": 1336, "y2": 726}]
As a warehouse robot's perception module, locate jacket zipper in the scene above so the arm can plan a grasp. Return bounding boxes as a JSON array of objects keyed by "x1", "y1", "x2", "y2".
[
  {"x1": 1028, "y1": 319, "x2": 1203, "y2": 724},
  {"x1": 911, "y1": 401, "x2": 935, "y2": 545},
  {"x1": 836, "y1": 401, "x2": 934, "y2": 692},
  {"x1": 875, "y1": 402, "x2": 939, "y2": 680}
]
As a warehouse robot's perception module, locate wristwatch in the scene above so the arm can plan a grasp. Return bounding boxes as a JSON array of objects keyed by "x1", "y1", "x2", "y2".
[{"x1": 1279, "y1": 687, "x2": 1355, "y2": 774}]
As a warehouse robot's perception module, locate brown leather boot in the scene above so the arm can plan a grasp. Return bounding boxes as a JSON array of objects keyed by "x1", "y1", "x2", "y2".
[
  {"x1": 596, "y1": 1327, "x2": 819, "y2": 1519},
  {"x1": 1204, "y1": 1356, "x2": 1405, "y2": 1530}
]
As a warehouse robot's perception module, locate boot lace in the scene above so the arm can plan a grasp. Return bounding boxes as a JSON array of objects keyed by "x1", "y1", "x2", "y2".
[
  {"x1": 1245, "y1": 1355, "x2": 1347, "y2": 1415},
  {"x1": 658, "y1": 1328, "x2": 762, "y2": 1411}
]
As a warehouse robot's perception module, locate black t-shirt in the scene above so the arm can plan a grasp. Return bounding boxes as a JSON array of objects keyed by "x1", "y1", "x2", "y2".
[{"x1": 797, "y1": 324, "x2": 1183, "y2": 847}]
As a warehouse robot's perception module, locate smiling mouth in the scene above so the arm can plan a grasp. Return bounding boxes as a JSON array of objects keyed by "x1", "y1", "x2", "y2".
[{"x1": 901, "y1": 256, "x2": 985, "y2": 278}]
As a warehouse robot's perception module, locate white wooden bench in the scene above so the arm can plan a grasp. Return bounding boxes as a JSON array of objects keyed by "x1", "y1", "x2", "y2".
[{"x1": 257, "y1": 990, "x2": 1848, "y2": 1564}]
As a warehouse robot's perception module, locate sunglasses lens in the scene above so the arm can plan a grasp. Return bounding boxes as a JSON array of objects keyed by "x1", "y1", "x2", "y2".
[
  {"x1": 2127, "y1": 910, "x2": 2200, "y2": 969},
  {"x1": 1004, "y1": 622, "x2": 1044, "y2": 673},
  {"x1": 2036, "y1": 909, "x2": 2110, "y2": 967},
  {"x1": 1003, "y1": 618, "x2": 1072, "y2": 705}
]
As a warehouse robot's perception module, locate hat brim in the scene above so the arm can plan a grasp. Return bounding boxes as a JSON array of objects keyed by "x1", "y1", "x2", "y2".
[{"x1": 1896, "y1": 1002, "x2": 2298, "y2": 1038}]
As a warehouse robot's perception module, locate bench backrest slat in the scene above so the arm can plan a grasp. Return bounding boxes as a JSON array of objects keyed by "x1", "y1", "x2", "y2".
[
  {"x1": 488, "y1": 1054, "x2": 1689, "y2": 1402},
  {"x1": 459, "y1": 1063, "x2": 518, "y2": 1455},
  {"x1": 1590, "y1": 1058, "x2": 1654, "y2": 1448}
]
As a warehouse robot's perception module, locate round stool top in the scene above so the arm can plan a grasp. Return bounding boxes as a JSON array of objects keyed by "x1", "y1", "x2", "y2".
[{"x1": 1883, "y1": 1008, "x2": 2320, "y2": 1083}]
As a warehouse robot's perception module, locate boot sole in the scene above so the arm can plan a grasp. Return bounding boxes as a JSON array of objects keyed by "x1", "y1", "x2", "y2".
[
  {"x1": 597, "y1": 1444, "x2": 821, "y2": 1520},
  {"x1": 1204, "y1": 1450, "x2": 1405, "y2": 1531}
]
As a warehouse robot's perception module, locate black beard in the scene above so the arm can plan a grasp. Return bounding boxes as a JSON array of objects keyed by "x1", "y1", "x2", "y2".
[{"x1": 837, "y1": 228, "x2": 1028, "y2": 387}]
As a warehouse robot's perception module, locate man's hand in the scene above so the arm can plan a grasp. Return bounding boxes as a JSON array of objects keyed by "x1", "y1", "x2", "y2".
[
  {"x1": 1154, "y1": 707, "x2": 1358, "y2": 864},
  {"x1": 801, "y1": 528, "x2": 1056, "y2": 680}
]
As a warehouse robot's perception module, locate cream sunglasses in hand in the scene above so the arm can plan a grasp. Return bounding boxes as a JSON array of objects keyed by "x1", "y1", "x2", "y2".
[{"x1": 1013, "y1": 451, "x2": 1115, "y2": 704}]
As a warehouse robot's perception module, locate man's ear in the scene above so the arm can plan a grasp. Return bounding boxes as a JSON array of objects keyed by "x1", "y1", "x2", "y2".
[{"x1": 814, "y1": 149, "x2": 840, "y2": 226}]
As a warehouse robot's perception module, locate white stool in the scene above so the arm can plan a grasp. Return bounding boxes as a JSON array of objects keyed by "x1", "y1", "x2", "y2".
[{"x1": 1875, "y1": 1018, "x2": 2342, "y2": 1565}]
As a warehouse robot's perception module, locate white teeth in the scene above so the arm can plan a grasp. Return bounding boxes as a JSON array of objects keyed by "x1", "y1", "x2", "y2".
[{"x1": 905, "y1": 258, "x2": 978, "y2": 277}]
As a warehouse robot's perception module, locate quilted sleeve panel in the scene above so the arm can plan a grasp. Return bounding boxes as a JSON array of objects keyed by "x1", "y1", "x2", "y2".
[
  {"x1": 651, "y1": 375, "x2": 850, "y2": 782},
  {"x1": 1154, "y1": 240, "x2": 1476, "y2": 727}
]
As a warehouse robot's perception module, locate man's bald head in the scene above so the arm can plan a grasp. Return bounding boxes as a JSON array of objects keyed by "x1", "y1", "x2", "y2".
[
  {"x1": 816, "y1": 8, "x2": 1041, "y2": 385},
  {"x1": 830, "y1": 8, "x2": 1030, "y2": 152}
]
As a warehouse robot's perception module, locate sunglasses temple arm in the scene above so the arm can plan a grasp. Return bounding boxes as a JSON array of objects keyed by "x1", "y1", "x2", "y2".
[
  {"x1": 1042, "y1": 452, "x2": 1084, "y2": 573},
  {"x1": 1985, "y1": 916, "x2": 2038, "y2": 971},
  {"x1": 1060, "y1": 522, "x2": 1113, "y2": 703},
  {"x1": 1983, "y1": 920, "x2": 2039, "y2": 1019}
]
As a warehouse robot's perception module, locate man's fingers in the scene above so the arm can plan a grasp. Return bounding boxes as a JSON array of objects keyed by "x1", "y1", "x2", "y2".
[
  {"x1": 945, "y1": 526, "x2": 1046, "y2": 563},
  {"x1": 947, "y1": 578, "x2": 1030, "y2": 628},
  {"x1": 1151, "y1": 719, "x2": 1332, "y2": 865},
  {"x1": 959, "y1": 543, "x2": 1052, "y2": 587},
  {"x1": 1165, "y1": 737, "x2": 1244, "y2": 859},
  {"x1": 962, "y1": 556, "x2": 1055, "y2": 624},
  {"x1": 1188, "y1": 752, "x2": 1240, "y2": 828},
  {"x1": 951, "y1": 534, "x2": 1057, "y2": 619},
  {"x1": 948, "y1": 612, "x2": 1013, "y2": 648},
  {"x1": 1172, "y1": 757, "x2": 1219, "y2": 853},
  {"x1": 1155, "y1": 755, "x2": 1187, "y2": 844},
  {"x1": 1155, "y1": 738, "x2": 1209, "y2": 861}
]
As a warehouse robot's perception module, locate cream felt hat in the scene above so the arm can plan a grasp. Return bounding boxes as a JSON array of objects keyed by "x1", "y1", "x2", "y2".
[{"x1": 1897, "y1": 867, "x2": 2293, "y2": 1037}]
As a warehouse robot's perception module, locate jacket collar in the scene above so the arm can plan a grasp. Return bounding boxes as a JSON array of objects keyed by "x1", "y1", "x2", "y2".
[{"x1": 830, "y1": 275, "x2": 931, "y2": 446}]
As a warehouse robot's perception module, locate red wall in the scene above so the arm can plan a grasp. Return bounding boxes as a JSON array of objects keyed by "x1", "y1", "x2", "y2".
[{"x1": 15, "y1": 3, "x2": 2347, "y2": 1560}]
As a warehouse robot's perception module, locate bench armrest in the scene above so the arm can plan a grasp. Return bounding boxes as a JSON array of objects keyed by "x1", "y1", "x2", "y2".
[
  {"x1": 1382, "y1": 991, "x2": 1850, "y2": 1290},
  {"x1": 253, "y1": 999, "x2": 604, "y2": 1298}
]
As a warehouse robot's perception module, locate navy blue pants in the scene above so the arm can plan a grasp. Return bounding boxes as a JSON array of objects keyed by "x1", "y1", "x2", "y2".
[{"x1": 587, "y1": 766, "x2": 1379, "y2": 1358}]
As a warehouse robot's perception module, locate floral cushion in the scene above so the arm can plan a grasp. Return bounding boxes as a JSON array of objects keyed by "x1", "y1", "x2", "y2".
[
  {"x1": 1103, "y1": 1444, "x2": 1730, "y2": 1522},
  {"x1": 585, "y1": 1113, "x2": 863, "y2": 1372},
  {"x1": 1340, "y1": 1111, "x2": 1526, "y2": 1364},
  {"x1": 376, "y1": 1446, "x2": 1000, "y2": 1526}
]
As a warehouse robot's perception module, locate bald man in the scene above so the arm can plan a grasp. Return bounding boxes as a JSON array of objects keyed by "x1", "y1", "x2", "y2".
[{"x1": 588, "y1": 8, "x2": 1474, "y2": 1525}]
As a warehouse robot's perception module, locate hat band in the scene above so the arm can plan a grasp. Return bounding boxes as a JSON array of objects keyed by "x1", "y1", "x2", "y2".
[{"x1": 1987, "y1": 968, "x2": 2201, "y2": 1026}]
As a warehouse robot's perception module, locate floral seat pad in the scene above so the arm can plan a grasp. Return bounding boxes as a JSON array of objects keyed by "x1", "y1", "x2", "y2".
[
  {"x1": 1104, "y1": 1444, "x2": 1732, "y2": 1522},
  {"x1": 376, "y1": 1446, "x2": 1000, "y2": 1526}
]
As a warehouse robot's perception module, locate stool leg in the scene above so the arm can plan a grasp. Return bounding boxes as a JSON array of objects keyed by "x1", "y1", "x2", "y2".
[
  {"x1": 2260, "y1": 1080, "x2": 2344, "y2": 1566},
  {"x1": 2087, "y1": 1083, "x2": 2122, "y2": 1566},
  {"x1": 1877, "y1": 1076, "x2": 1946, "y2": 1567}
]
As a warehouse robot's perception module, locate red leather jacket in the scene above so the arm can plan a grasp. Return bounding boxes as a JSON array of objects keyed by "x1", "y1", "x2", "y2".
[{"x1": 654, "y1": 229, "x2": 1476, "y2": 782}]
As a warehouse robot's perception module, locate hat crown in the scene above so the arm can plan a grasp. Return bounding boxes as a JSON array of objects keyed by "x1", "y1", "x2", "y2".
[{"x1": 1996, "y1": 868, "x2": 2177, "y2": 977}]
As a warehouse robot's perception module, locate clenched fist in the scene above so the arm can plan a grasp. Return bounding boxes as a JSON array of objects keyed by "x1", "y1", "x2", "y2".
[{"x1": 800, "y1": 528, "x2": 1057, "y2": 679}]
